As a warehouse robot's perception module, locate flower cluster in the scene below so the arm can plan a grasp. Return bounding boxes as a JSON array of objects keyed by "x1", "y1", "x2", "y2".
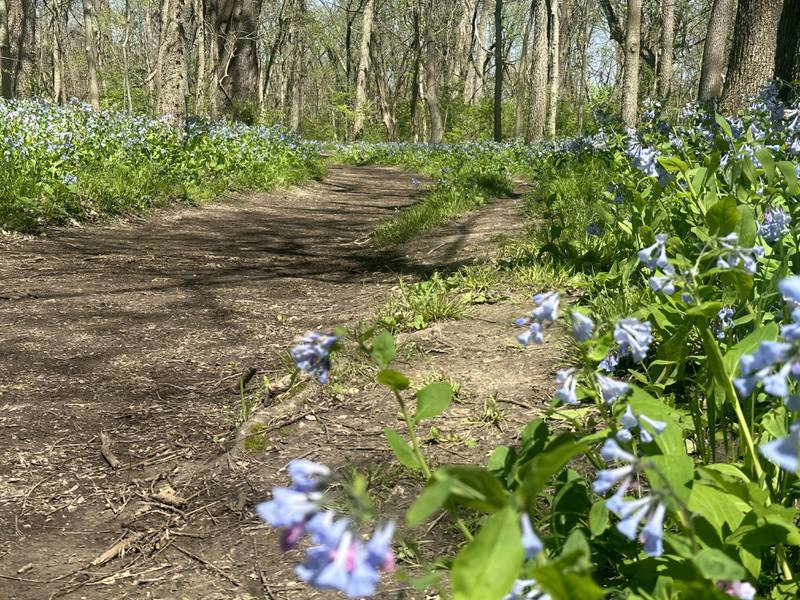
[
  {"x1": 617, "y1": 405, "x2": 666, "y2": 443},
  {"x1": 716, "y1": 580, "x2": 756, "y2": 600},
  {"x1": 291, "y1": 331, "x2": 339, "y2": 383},
  {"x1": 713, "y1": 307, "x2": 736, "y2": 340},
  {"x1": 515, "y1": 292, "x2": 560, "y2": 345},
  {"x1": 614, "y1": 318, "x2": 653, "y2": 363},
  {"x1": 592, "y1": 439, "x2": 667, "y2": 557},
  {"x1": 717, "y1": 233, "x2": 764, "y2": 274},
  {"x1": 758, "y1": 207, "x2": 791, "y2": 242},
  {"x1": 256, "y1": 460, "x2": 395, "y2": 597}
]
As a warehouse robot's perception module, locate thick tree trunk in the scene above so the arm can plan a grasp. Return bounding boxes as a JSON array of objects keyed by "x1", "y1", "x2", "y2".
[
  {"x1": 721, "y1": 0, "x2": 783, "y2": 111},
  {"x1": 493, "y1": 0, "x2": 502, "y2": 141},
  {"x1": 83, "y1": 0, "x2": 100, "y2": 108},
  {"x1": 370, "y1": 35, "x2": 396, "y2": 140},
  {"x1": 621, "y1": 0, "x2": 641, "y2": 129},
  {"x1": 455, "y1": 0, "x2": 477, "y2": 89},
  {"x1": 466, "y1": 0, "x2": 488, "y2": 103},
  {"x1": 0, "y1": 0, "x2": 12, "y2": 98},
  {"x1": 193, "y1": 0, "x2": 206, "y2": 113},
  {"x1": 775, "y1": 0, "x2": 800, "y2": 88},
  {"x1": 8, "y1": 0, "x2": 35, "y2": 96},
  {"x1": 155, "y1": 0, "x2": 190, "y2": 117},
  {"x1": 351, "y1": 0, "x2": 374, "y2": 139},
  {"x1": 658, "y1": 0, "x2": 675, "y2": 99},
  {"x1": 698, "y1": 0, "x2": 736, "y2": 103},
  {"x1": 527, "y1": 0, "x2": 548, "y2": 140},
  {"x1": 547, "y1": 0, "x2": 559, "y2": 137},
  {"x1": 514, "y1": 1, "x2": 534, "y2": 138},
  {"x1": 422, "y1": 0, "x2": 443, "y2": 143}
]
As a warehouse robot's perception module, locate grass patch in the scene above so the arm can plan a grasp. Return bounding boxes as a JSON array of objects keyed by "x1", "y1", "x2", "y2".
[{"x1": 371, "y1": 163, "x2": 513, "y2": 246}]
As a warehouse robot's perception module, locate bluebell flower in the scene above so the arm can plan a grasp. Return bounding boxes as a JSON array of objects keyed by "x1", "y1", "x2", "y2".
[
  {"x1": 759, "y1": 422, "x2": 799, "y2": 474},
  {"x1": 713, "y1": 307, "x2": 736, "y2": 340},
  {"x1": 779, "y1": 276, "x2": 800, "y2": 307},
  {"x1": 586, "y1": 223, "x2": 602, "y2": 236},
  {"x1": 570, "y1": 311, "x2": 595, "y2": 342},
  {"x1": 617, "y1": 404, "x2": 667, "y2": 444},
  {"x1": 288, "y1": 459, "x2": 331, "y2": 492},
  {"x1": 626, "y1": 136, "x2": 660, "y2": 178},
  {"x1": 516, "y1": 292, "x2": 560, "y2": 345},
  {"x1": 503, "y1": 579, "x2": 552, "y2": 600},
  {"x1": 637, "y1": 234, "x2": 669, "y2": 270},
  {"x1": 520, "y1": 513, "x2": 543, "y2": 560},
  {"x1": 759, "y1": 207, "x2": 791, "y2": 242},
  {"x1": 717, "y1": 580, "x2": 757, "y2": 599},
  {"x1": 614, "y1": 318, "x2": 653, "y2": 363},
  {"x1": 596, "y1": 373, "x2": 630, "y2": 404},
  {"x1": 292, "y1": 332, "x2": 338, "y2": 383},
  {"x1": 599, "y1": 352, "x2": 619, "y2": 372},
  {"x1": 717, "y1": 233, "x2": 764, "y2": 274},
  {"x1": 62, "y1": 173, "x2": 77, "y2": 185},
  {"x1": 649, "y1": 268, "x2": 677, "y2": 296},
  {"x1": 554, "y1": 368, "x2": 579, "y2": 404},
  {"x1": 734, "y1": 337, "x2": 800, "y2": 408}
]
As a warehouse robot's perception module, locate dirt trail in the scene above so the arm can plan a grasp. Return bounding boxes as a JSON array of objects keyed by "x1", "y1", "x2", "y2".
[{"x1": 0, "y1": 166, "x2": 548, "y2": 599}]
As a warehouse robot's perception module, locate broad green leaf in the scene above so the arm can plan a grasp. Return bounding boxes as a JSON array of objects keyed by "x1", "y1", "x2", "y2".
[
  {"x1": 735, "y1": 205, "x2": 757, "y2": 247},
  {"x1": 706, "y1": 197, "x2": 740, "y2": 235},
  {"x1": 531, "y1": 563, "x2": 607, "y2": 600},
  {"x1": 688, "y1": 483, "x2": 748, "y2": 537},
  {"x1": 645, "y1": 454, "x2": 694, "y2": 504},
  {"x1": 519, "y1": 435, "x2": 590, "y2": 499},
  {"x1": 628, "y1": 386, "x2": 686, "y2": 456},
  {"x1": 439, "y1": 466, "x2": 508, "y2": 512},
  {"x1": 377, "y1": 368, "x2": 410, "y2": 391},
  {"x1": 755, "y1": 148, "x2": 776, "y2": 183},
  {"x1": 692, "y1": 548, "x2": 746, "y2": 581},
  {"x1": 384, "y1": 427, "x2": 420, "y2": 470},
  {"x1": 452, "y1": 506, "x2": 523, "y2": 600},
  {"x1": 778, "y1": 160, "x2": 799, "y2": 195},
  {"x1": 371, "y1": 331, "x2": 396, "y2": 367},
  {"x1": 589, "y1": 501, "x2": 609, "y2": 537},
  {"x1": 414, "y1": 382, "x2": 454, "y2": 423},
  {"x1": 407, "y1": 478, "x2": 451, "y2": 525},
  {"x1": 714, "y1": 114, "x2": 732, "y2": 139}
]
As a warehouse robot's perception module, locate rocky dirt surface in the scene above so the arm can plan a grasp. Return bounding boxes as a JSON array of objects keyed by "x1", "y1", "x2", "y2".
[{"x1": 0, "y1": 166, "x2": 560, "y2": 599}]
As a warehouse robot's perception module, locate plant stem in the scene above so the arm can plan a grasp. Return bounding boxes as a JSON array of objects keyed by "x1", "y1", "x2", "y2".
[
  {"x1": 394, "y1": 390, "x2": 431, "y2": 479},
  {"x1": 699, "y1": 327, "x2": 764, "y2": 480}
]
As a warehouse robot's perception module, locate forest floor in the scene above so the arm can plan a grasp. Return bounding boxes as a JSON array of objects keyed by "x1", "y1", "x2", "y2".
[{"x1": 0, "y1": 166, "x2": 562, "y2": 600}]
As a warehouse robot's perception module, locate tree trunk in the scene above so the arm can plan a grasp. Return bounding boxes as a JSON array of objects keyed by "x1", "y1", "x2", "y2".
[
  {"x1": 370, "y1": 34, "x2": 396, "y2": 140},
  {"x1": 351, "y1": 0, "x2": 374, "y2": 139},
  {"x1": 775, "y1": 0, "x2": 800, "y2": 89},
  {"x1": 514, "y1": 1, "x2": 534, "y2": 138},
  {"x1": 422, "y1": 0, "x2": 443, "y2": 143},
  {"x1": 658, "y1": 0, "x2": 675, "y2": 99},
  {"x1": 698, "y1": 0, "x2": 736, "y2": 103},
  {"x1": 50, "y1": 0, "x2": 64, "y2": 102},
  {"x1": 527, "y1": 0, "x2": 548, "y2": 140},
  {"x1": 621, "y1": 0, "x2": 641, "y2": 129},
  {"x1": 83, "y1": 0, "x2": 100, "y2": 109},
  {"x1": 288, "y1": 0, "x2": 305, "y2": 131},
  {"x1": 721, "y1": 0, "x2": 783, "y2": 111},
  {"x1": 193, "y1": 0, "x2": 206, "y2": 113},
  {"x1": 8, "y1": 0, "x2": 35, "y2": 96},
  {"x1": 121, "y1": 0, "x2": 132, "y2": 111},
  {"x1": 547, "y1": 0, "x2": 559, "y2": 137},
  {"x1": 493, "y1": 0, "x2": 502, "y2": 141},
  {"x1": 155, "y1": 0, "x2": 190, "y2": 117},
  {"x1": 0, "y1": 0, "x2": 12, "y2": 98},
  {"x1": 466, "y1": 0, "x2": 489, "y2": 103},
  {"x1": 455, "y1": 0, "x2": 477, "y2": 89}
]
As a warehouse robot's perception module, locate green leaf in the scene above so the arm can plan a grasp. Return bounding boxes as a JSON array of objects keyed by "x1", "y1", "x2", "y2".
[
  {"x1": 688, "y1": 483, "x2": 748, "y2": 538},
  {"x1": 530, "y1": 564, "x2": 607, "y2": 600},
  {"x1": 723, "y1": 322, "x2": 779, "y2": 376},
  {"x1": 778, "y1": 160, "x2": 799, "y2": 196},
  {"x1": 735, "y1": 205, "x2": 757, "y2": 247},
  {"x1": 706, "y1": 197, "x2": 740, "y2": 235},
  {"x1": 714, "y1": 114, "x2": 732, "y2": 139},
  {"x1": 384, "y1": 427, "x2": 420, "y2": 470},
  {"x1": 519, "y1": 434, "x2": 590, "y2": 499},
  {"x1": 414, "y1": 382, "x2": 454, "y2": 423},
  {"x1": 589, "y1": 501, "x2": 609, "y2": 537},
  {"x1": 439, "y1": 466, "x2": 508, "y2": 512},
  {"x1": 371, "y1": 331, "x2": 396, "y2": 367},
  {"x1": 377, "y1": 368, "x2": 410, "y2": 391},
  {"x1": 407, "y1": 478, "x2": 451, "y2": 525},
  {"x1": 687, "y1": 301, "x2": 724, "y2": 318},
  {"x1": 644, "y1": 454, "x2": 694, "y2": 504},
  {"x1": 755, "y1": 148, "x2": 776, "y2": 183},
  {"x1": 628, "y1": 386, "x2": 687, "y2": 456},
  {"x1": 692, "y1": 548, "x2": 746, "y2": 582},
  {"x1": 452, "y1": 506, "x2": 523, "y2": 600}
]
